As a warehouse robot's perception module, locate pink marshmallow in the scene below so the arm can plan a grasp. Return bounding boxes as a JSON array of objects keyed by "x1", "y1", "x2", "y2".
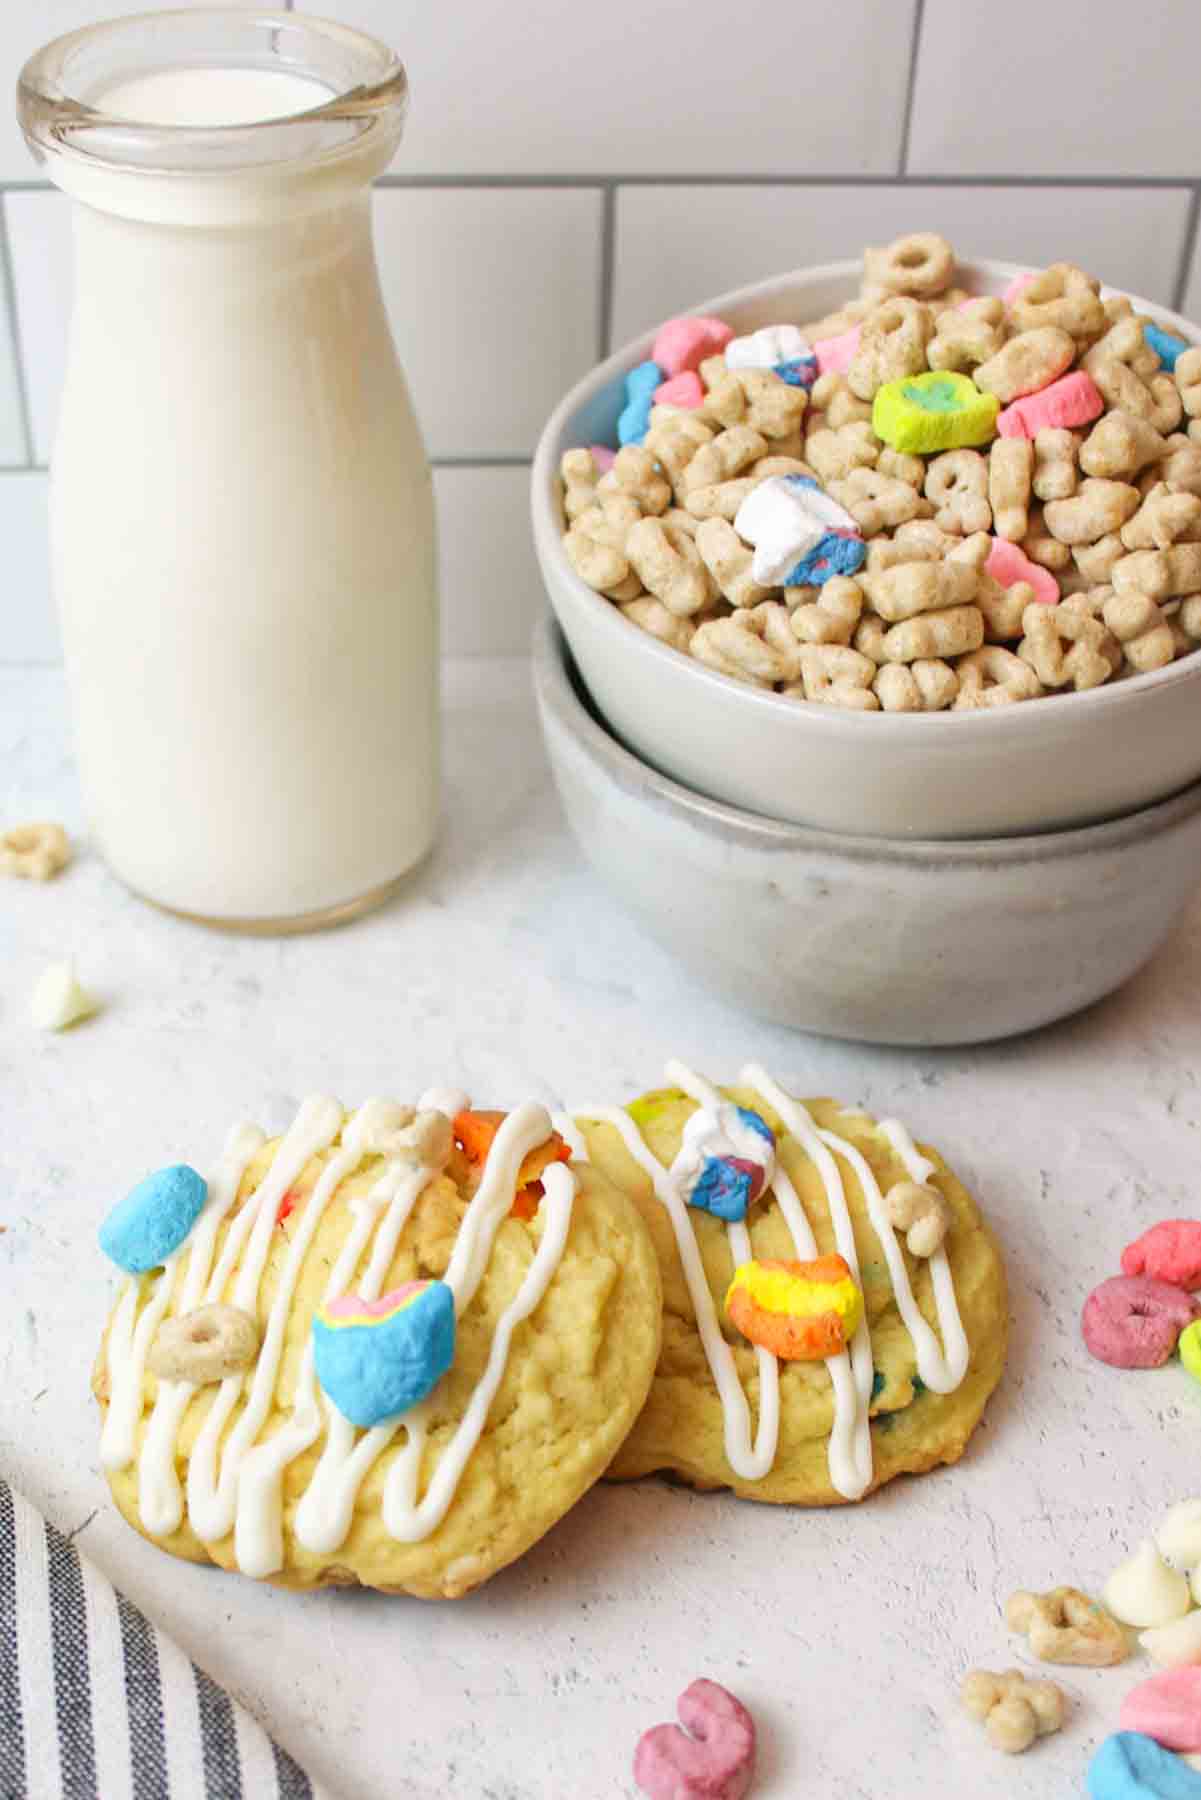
[
  {"x1": 634, "y1": 1680, "x2": 756, "y2": 1800},
  {"x1": 814, "y1": 325, "x2": 861, "y2": 377},
  {"x1": 1120, "y1": 1669, "x2": 1201, "y2": 1752},
  {"x1": 588, "y1": 444, "x2": 616, "y2": 472},
  {"x1": 654, "y1": 370, "x2": 705, "y2": 410},
  {"x1": 1002, "y1": 271, "x2": 1037, "y2": 306},
  {"x1": 1122, "y1": 1221, "x2": 1201, "y2": 1289},
  {"x1": 651, "y1": 315, "x2": 733, "y2": 378},
  {"x1": 997, "y1": 371, "x2": 1104, "y2": 439},
  {"x1": 985, "y1": 538, "x2": 1060, "y2": 606}
]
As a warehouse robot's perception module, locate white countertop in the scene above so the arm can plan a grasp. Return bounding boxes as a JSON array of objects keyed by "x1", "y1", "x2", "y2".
[{"x1": 4, "y1": 657, "x2": 1201, "y2": 1800}]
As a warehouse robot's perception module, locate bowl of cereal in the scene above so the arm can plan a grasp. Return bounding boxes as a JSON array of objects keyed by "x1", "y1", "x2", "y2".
[
  {"x1": 533, "y1": 615, "x2": 1201, "y2": 1044},
  {"x1": 530, "y1": 239, "x2": 1201, "y2": 840}
]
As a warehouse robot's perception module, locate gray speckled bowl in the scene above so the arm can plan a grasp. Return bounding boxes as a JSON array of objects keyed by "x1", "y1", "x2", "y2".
[{"x1": 534, "y1": 616, "x2": 1201, "y2": 1046}]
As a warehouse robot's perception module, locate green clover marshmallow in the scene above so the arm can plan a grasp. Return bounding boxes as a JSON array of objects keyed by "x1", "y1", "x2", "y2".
[{"x1": 872, "y1": 370, "x2": 999, "y2": 455}]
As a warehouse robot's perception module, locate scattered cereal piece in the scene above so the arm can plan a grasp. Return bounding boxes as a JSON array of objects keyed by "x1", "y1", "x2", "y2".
[
  {"x1": 884, "y1": 1180, "x2": 952, "y2": 1256},
  {"x1": 633, "y1": 1679, "x2": 756, "y2": 1800},
  {"x1": 30, "y1": 960, "x2": 99, "y2": 1032},
  {"x1": 1143, "y1": 1615, "x2": 1201, "y2": 1672},
  {"x1": 1122, "y1": 1223, "x2": 1201, "y2": 1290},
  {"x1": 1006, "y1": 1586, "x2": 1129, "y2": 1667},
  {"x1": 1121, "y1": 1670, "x2": 1201, "y2": 1753},
  {"x1": 1, "y1": 821, "x2": 71, "y2": 881},
  {"x1": 1088, "y1": 1732, "x2": 1201, "y2": 1799},
  {"x1": 726, "y1": 1254, "x2": 863, "y2": 1360},
  {"x1": 99, "y1": 1165, "x2": 208, "y2": 1275},
  {"x1": 872, "y1": 371, "x2": 999, "y2": 454},
  {"x1": 961, "y1": 1668, "x2": 1065, "y2": 1754},
  {"x1": 149, "y1": 1303, "x2": 260, "y2": 1385},
  {"x1": 1083, "y1": 1275, "x2": 1201, "y2": 1369},
  {"x1": 1105, "y1": 1541, "x2": 1193, "y2": 1629}
]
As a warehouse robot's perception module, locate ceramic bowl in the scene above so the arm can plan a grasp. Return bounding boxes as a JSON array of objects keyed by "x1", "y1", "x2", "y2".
[
  {"x1": 534, "y1": 617, "x2": 1201, "y2": 1046},
  {"x1": 531, "y1": 257, "x2": 1201, "y2": 841}
]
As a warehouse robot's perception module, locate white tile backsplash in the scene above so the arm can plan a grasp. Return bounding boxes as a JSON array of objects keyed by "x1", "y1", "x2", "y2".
[
  {"x1": 375, "y1": 188, "x2": 601, "y2": 459},
  {"x1": 434, "y1": 466, "x2": 540, "y2": 655},
  {"x1": 314, "y1": 0, "x2": 917, "y2": 177},
  {"x1": 5, "y1": 191, "x2": 70, "y2": 465},
  {"x1": 908, "y1": 0, "x2": 1201, "y2": 179},
  {"x1": 0, "y1": 472, "x2": 55, "y2": 660},
  {"x1": 611, "y1": 184, "x2": 1194, "y2": 345}
]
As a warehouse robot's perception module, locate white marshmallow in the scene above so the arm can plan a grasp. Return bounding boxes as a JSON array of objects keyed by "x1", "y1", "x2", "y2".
[
  {"x1": 30, "y1": 959, "x2": 98, "y2": 1032},
  {"x1": 1140, "y1": 1611, "x2": 1201, "y2": 1668},
  {"x1": 1104, "y1": 1538, "x2": 1192, "y2": 1628},
  {"x1": 1158, "y1": 1499, "x2": 1201, "y2": 1571},
  {"x1": 734, "y1": 475, "x2": 858, "y2": 586},
  {"x1": 725, "y1": 324, "x2": 813, "y2": 373}
]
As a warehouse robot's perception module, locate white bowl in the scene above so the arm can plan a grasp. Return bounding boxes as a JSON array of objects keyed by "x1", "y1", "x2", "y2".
[
  {"x1": 531, "y1": 257, "x2": 1201, "y2": 840},
  {"x1": 534, "y1": 617, "x2": 1201, "y2": 1046}
]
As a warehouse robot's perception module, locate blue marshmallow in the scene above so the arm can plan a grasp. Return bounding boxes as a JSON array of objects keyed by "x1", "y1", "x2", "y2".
[
  {"x1": 783, "y1": 530, "x2": 866, "y2": 587},
  {"x1": 1088, "y1": 1733, "x2": 1201, "y2": 1799},
  {"x1": 312, "y1": 1280, "x2": 456, "y2": 1428},
  {"x1": 99, "y1": 1164, "x2": 208, "y2": 1274},
  {"x1": 773, "y1": 355, "x2": 818, "y2": 390},
  {"x1": 1144, "y1": 324, "x2": 1191, "y2": 374},
  {"x1": 617, "y1": 360, "x2": 664, "y2": 446}
]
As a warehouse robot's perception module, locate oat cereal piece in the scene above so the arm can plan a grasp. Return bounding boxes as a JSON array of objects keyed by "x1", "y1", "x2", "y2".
[
  {"x1": 1072, "y1": 533, "x2": 1126, "y2": 586},
  {"x1": 1043, "y1": 478, "x2": 1142, "y2": 545},
  {"x1": 978, "y1": 575, "x2": 1035, "y2": 641},
  {"x1": 1006, "y1": 1588, "x2": 1128, "y2": 1667},
  {"x1": 1010, "y1": 262, "x2": 1106, "y2": 347},
  {"x1": 795, "y1": 643, "x2": 880, "y2": 708},
  {"x1": 927, "y1": 299, "x2": 1004, "y2": 373},
  {"x1": 1090, "y1": 312, "x2": 1162, "y2": 380},
  {"x1": 1021, "y1": 509, "x2": 1073, "y2": 572},
  {"x1": 621, "y1": 597, "x2": 695, "y2": 654},
  {"x1": 596, "y1": 444, "x2": 671, "y2": 514},
  {"x1": 644, "y1": 414, "x2": 715, "y2": 488},
  {"x1": 1032, "y1": 428, "x2": 1079, "y2": 502},
  {"x1": 944, "y1": 529, "x2": 994, "y2": 569},
  {"x1": 883, "y1": 1179, "x2": 953, "y2": 1255},
  {"x1": 1, "y1": 821, "x2": 71, "y2": 881},
  {"x1": 876, "y1": 447, "x2": 925, "y2": 488},
  {"x1": 974, "y1": 328, "x2": 1076, "y2": 404},
  {"x1": 847, "y1": 297, "x2": 935, "y2": 401},
  {"x1": 1020, "y1": 600, "x2": 1118, "y2": 690},
  {"x1": 961, "y1": 1669, "x2": 1066, "y2": 1755},
  {"x1": 1111, "y1": 543, "x2": 1201, "y2": 600},
  {"x1": 559, "y1": 447, "x2": 602, "y2": 522},
  {"x1": 864, "y1": 559, "x2": 978, "y2": 622},
  {"x1": 925, "y1": 449, "x2": 992, "y2": 535},
  {"x1": 660, "y1": 506, "x2": 702, "y2": 540},
  {"x1": 789, "y1": 574, "x2": 864, "y2": 645},
  {"x1": 626, "y1": 517, "x2": 716, "y2": 617},
  {"x1": 695, "y1": 517, "x2": 773, "y2": 609},
  {"x1": 810, "y1": 372, "x2": 873, "y2": 427},
  {"x1": 682, "y1": 457, "x2": 814, "y2": 522},
  {"x1": 830, "y1": 467, "x2": 933, "y2": 535},
  {"x1": 1080, "y1": 410, "x2": 1170, "y2": 481},
  {"x1": 681, "y1": 425, "x2": 768, "y2": 495},
  {"x1": 804, "y1": 421, "x2": 879, "y2": 484},
  {"x1": 1121, "y1": 482, "x2": 1201, "y2": 550},
  {"x1": 702, "y1": 366, "x2": 808, "y2": 441},
  {"x1": 1086, "y1": 356, "x2": 1184, "y2": 435},
  {"x1": 953, "y1": 645, "x2": 1044, "y2": 708},
  {"x1": 853, "y1": 614, "x2": 888, "y2": 663},
  {"x1": 1158, "y1": 435, "x2": 1201, "y2": 497},
  {"x1": 149, "y1": 1304, "x2": 260, "y2": 1385},
  {"x1": 691, "y1": 607, "x2": 800, "y2": 688},
  {"x1": 564, "y1": 523, "x2": 640, "y2": 600},
  {"x1": 1102, "y1": 589, "x2": 1176, "y2": 672},
  {"x1": 880, "y1": 605, "x2": 984, "y2": 662},
  {"x1": 1178, "y1": 346, "x2": 1201, "y2": 418},
  {"x1": 861, "y1": 231, "x2": 954, "y2": 303},
  {"x1": 988, "y1": 439, "x2": 1034, "y2": 542},
  {"x1": 573, "y1": 493, "x2": 642, "y2": 552}
]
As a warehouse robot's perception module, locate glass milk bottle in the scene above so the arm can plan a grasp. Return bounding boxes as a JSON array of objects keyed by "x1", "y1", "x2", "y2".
[{"x1": 18, "y1": 12, "x2": 437, "y2": 929}]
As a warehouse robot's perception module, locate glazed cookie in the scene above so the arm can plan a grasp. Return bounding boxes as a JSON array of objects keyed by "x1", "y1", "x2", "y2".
[
  {"x1": 93, "y1": 1094, "x2": 661, "y2": 1597},
  {"x1": 577, "y1": 1061, "x2": 1007, "y2": 1504}
]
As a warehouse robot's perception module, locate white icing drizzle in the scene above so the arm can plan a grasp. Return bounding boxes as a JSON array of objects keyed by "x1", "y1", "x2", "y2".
[
  {"x1": 417, "y1": 1086, "x2": 471, "y2": 1120},
  {"x1": 877, "y1": 1117, "x2": 970, "y2": 1390},
  {"x1": 550, "y1": 1110, "x2": 588, "y2": 1161}
]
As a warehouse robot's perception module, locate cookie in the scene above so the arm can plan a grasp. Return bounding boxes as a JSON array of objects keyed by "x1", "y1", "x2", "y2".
[
  {"x1": 93, "y1": 1093, "x2": 662, "y2": 1597},
  {"x1": 576, "y1": 1060, "x2": 1007, "y2": 1504}
]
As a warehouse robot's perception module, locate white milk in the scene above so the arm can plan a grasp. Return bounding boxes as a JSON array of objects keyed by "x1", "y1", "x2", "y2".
[{"x1": 43, "y1": 57, "x2": 437, "y2": 924}]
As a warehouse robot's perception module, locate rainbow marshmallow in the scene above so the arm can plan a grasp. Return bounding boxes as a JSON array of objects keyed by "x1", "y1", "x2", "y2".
[{"x1": 313, "y1": 1278, "x2": 456, "y2": 1428}]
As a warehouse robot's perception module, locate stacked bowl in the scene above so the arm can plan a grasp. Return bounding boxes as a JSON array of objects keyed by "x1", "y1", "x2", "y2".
[{"x1": 531, "y1": 260, "x2": 1201, "y2": 1046}]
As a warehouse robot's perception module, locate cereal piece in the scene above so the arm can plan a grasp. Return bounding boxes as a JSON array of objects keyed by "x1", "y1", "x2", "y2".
[
  {"x1": 682, "y1": 456, "x2": 813, "y2": 522},
  {"x1": 30, "y1": 960, "x2": 100, "y2": 1033},
  {"x1": 1106, "y1": 1541, "x2": 1193, "y2": 1630},
  {"x1": 597, "y1": 444, "x2": 672, "y2": 514},
  {"x1": 1122, "y1": 484, "x2": 1201, "y2": 550},
  {"x1": 961, "y1": 1669, "x2": 1065, "y2": 1755},
  {"x1": 149, "y1": 1303, "x2": 260, "y2": 1385},
  {"x1": 1091, "y1": 313, "x2": 1163, "y2": 380},
  {"x1": 1157, "y1": 1501, "x2": 1201, "y2": 1573},
  {"x1": 876, "y1": 446, "x2": 925, "y2": 488},
  {"x1": 1159, "y1": 436, "x2": 1201, "y2": 497},
  {"x1": 1142, "y1": 1612, "x2": 1201, "y2": 1671},
  {"x1": 1178, "y1": 347, "x2": 1201, "y2": 418},
  {"x1": 986, "y1": 537, "x2": 1060, "y2": 605},
  {"x1": 866, "y1": 523, "x2": 948, "y2": 571},
  {"x1": 977, "y1": 575, "x2": 1034, "y2": 640},
  {"x1": 954, "y1": 645, "x2": 1044, "y2": 708},
  {"x1": 853, "y1": 614, "x2": 888, "y2": 664},
  {"x1": 1010, "y1": 261, "x2": 1106, "y2": 346},
  {"x1": 884, "y1": 1180, "x2": 952, "y2": 1255},
  {"x1": 1073, "y1": 535, "x2": 1126, "y2": 586},
  {"x1": 1044, "y1": 478, "x2": 1142, "y2": 546},
  {"x1": 804, "y1": 420, "x2": 879, "y2": 484},
  {"x1": 1021, "y1": 510, "x2": 1073, "y2": 572},
  {"x1": 627, "y1": 517, "x2": 715, "y2": 616},
  {"x1": 862, "y1": 231, "x2": 954, "y2": 302},
  {"x1": 813, "y1": 324, "x2": 862, "y2": 378},
  {"x1": 1006, "y1": 1587, "x2": 1129, "y2": 1667},
  {"x1": 682, "y1": 424, "x2": 768, "y2": 495},
  {"x1": 1, "y1": 820, "x2": 71, "y2": 881},
  {"x1": 621, "y1": 596, "x2": 696, "y2": 654},
  {"x1": 810, "y1": 372, "x2": 873, "y2": 427},
  {"x1": 880, "y1": 605, "x2": 983, "y2": 662},
  {"x1": 619, "y1": 360, "x2": 663, "y2": 446},
  {"x1": 703, "y1": 366, "x2": 808, "y2": 441},
  {"x1": 695, "y1": 517, "x2": 773, "y2": 609},
  {"x1": 691, "y1": 605, "x2": 800, "y2": 687},
  {"x1": 633, "y1": 1679, "x2": 756, "y2": 1800},
  {"x1": 1120, "y1": 1670, "x2": 1201, "y2": 1753},
  {"x1": 997, "y1": 371, "x2": 1105, "y2": 439},
  {"x1": 1081, "y1": 1273, "x2": 1201, "y2": 1368},
  {"x1": 1087, "y1": 357, "x2": 1184, "y2": 435},
  {"x1": 1103, "y1": 590, "x2": 1176, "y2": 672},
  {"x1": 847, "y1": 297, "x2": 935, "y2": 400},
  {"x1": 873, "y1": 370, "x2": 999, "y2": 454},
  {"x1": 925, "y1": 448, "x2": 992, "y2": 534},
  {"x1": 989, "y1": 439, "x2": 1034, "y2": 542},
  {"x1": 795, "y1": 642, "x2": 880, "y2": 707},
  {"x1": 314, "y1": 1280, "x2": 456, "y2": 1427},
  {"x1": 559, "y1": 447, "x2": 601, "y2": 522},
  {"x1": 100, "y1": 1164, "x2": 208, "y2": 1275},
  {"x1": 1021, "y1": 599, "x2": 1119, "y2": 689},
  {"x1": 1088, "y1": 1732, "x2": 1201, "y2": 1797},
  {"x1": 1113, "y1": 544, "x2": 1201, "y2": 600},
  {"x1": 1033, "y1": 428, "x2": 1080, "y2": 502},
  {"x1": 655, "y1": 371, "x2": 705, "y2": 409},
  {"x1": 975, "y1": 327, "x2": 1075, "y2": 404},
  {"x1": 789, "y1": 574, "x2": 863, "y2": 645},
  {"x1": 733, "y1": 474, "x2": 858, "y2": 584},
  {"x1": 573, "y1": 492, "x2": 642, "y2": 553},
  {"x1": 944, "y1": 528, "x2": 993, "y2": 568},
  {"x1": 1122, "y1": 1222, "x2": 1201, "y2": 1289},
  {"x1": 564, "y1": 522, "x2": 638, "y2": 599},
  {"x1": 927, "y1": 299, "x2": 1004, "y2": 373},
  {"x1": 651, "y1": 315, "x2": 734, "y2": 378},
  {"x1": 864, "y1": 558, "x2": 978, "y2": 622},
  {"x1": 1081, "y1": 410, "x2": 1170, "y2": 481},
  {"x1": 644, "y1": 414, "x2": 715, "y2": 488},
  {"x1": 831, "y1": 467, "x2": 932, "y2": 538},
  {"x1": 726, "y1": 1254, "x2": 863, "y2": 1360}
]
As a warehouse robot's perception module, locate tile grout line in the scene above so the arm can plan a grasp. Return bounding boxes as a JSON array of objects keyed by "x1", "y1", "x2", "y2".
[
  {"x1": 1171, "y1": 185, "x2": 1201, "y2": 313},
  {"x1": 596, "y1": 183, "x2": 616, "y2": 362},
  {"x1": 896, "y1": 0, "x2": 926, "y2": 177},
  {"x1": 1, "y1": 172, "x2": 1199, "y2": 192},
  {"x1": 0, "y1": 199, "x2": 34, "y2": 467}
]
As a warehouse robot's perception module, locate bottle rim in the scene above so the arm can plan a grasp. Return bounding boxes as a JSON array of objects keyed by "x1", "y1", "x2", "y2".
[{"x1": 17, "y1": 9, "x2": 408, "y2": 177}]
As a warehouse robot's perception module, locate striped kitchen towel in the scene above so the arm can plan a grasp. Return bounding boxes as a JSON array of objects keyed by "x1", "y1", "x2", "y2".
[{"x1": 0, "y1": 1475, "x2": 319, "y2": 1800}]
